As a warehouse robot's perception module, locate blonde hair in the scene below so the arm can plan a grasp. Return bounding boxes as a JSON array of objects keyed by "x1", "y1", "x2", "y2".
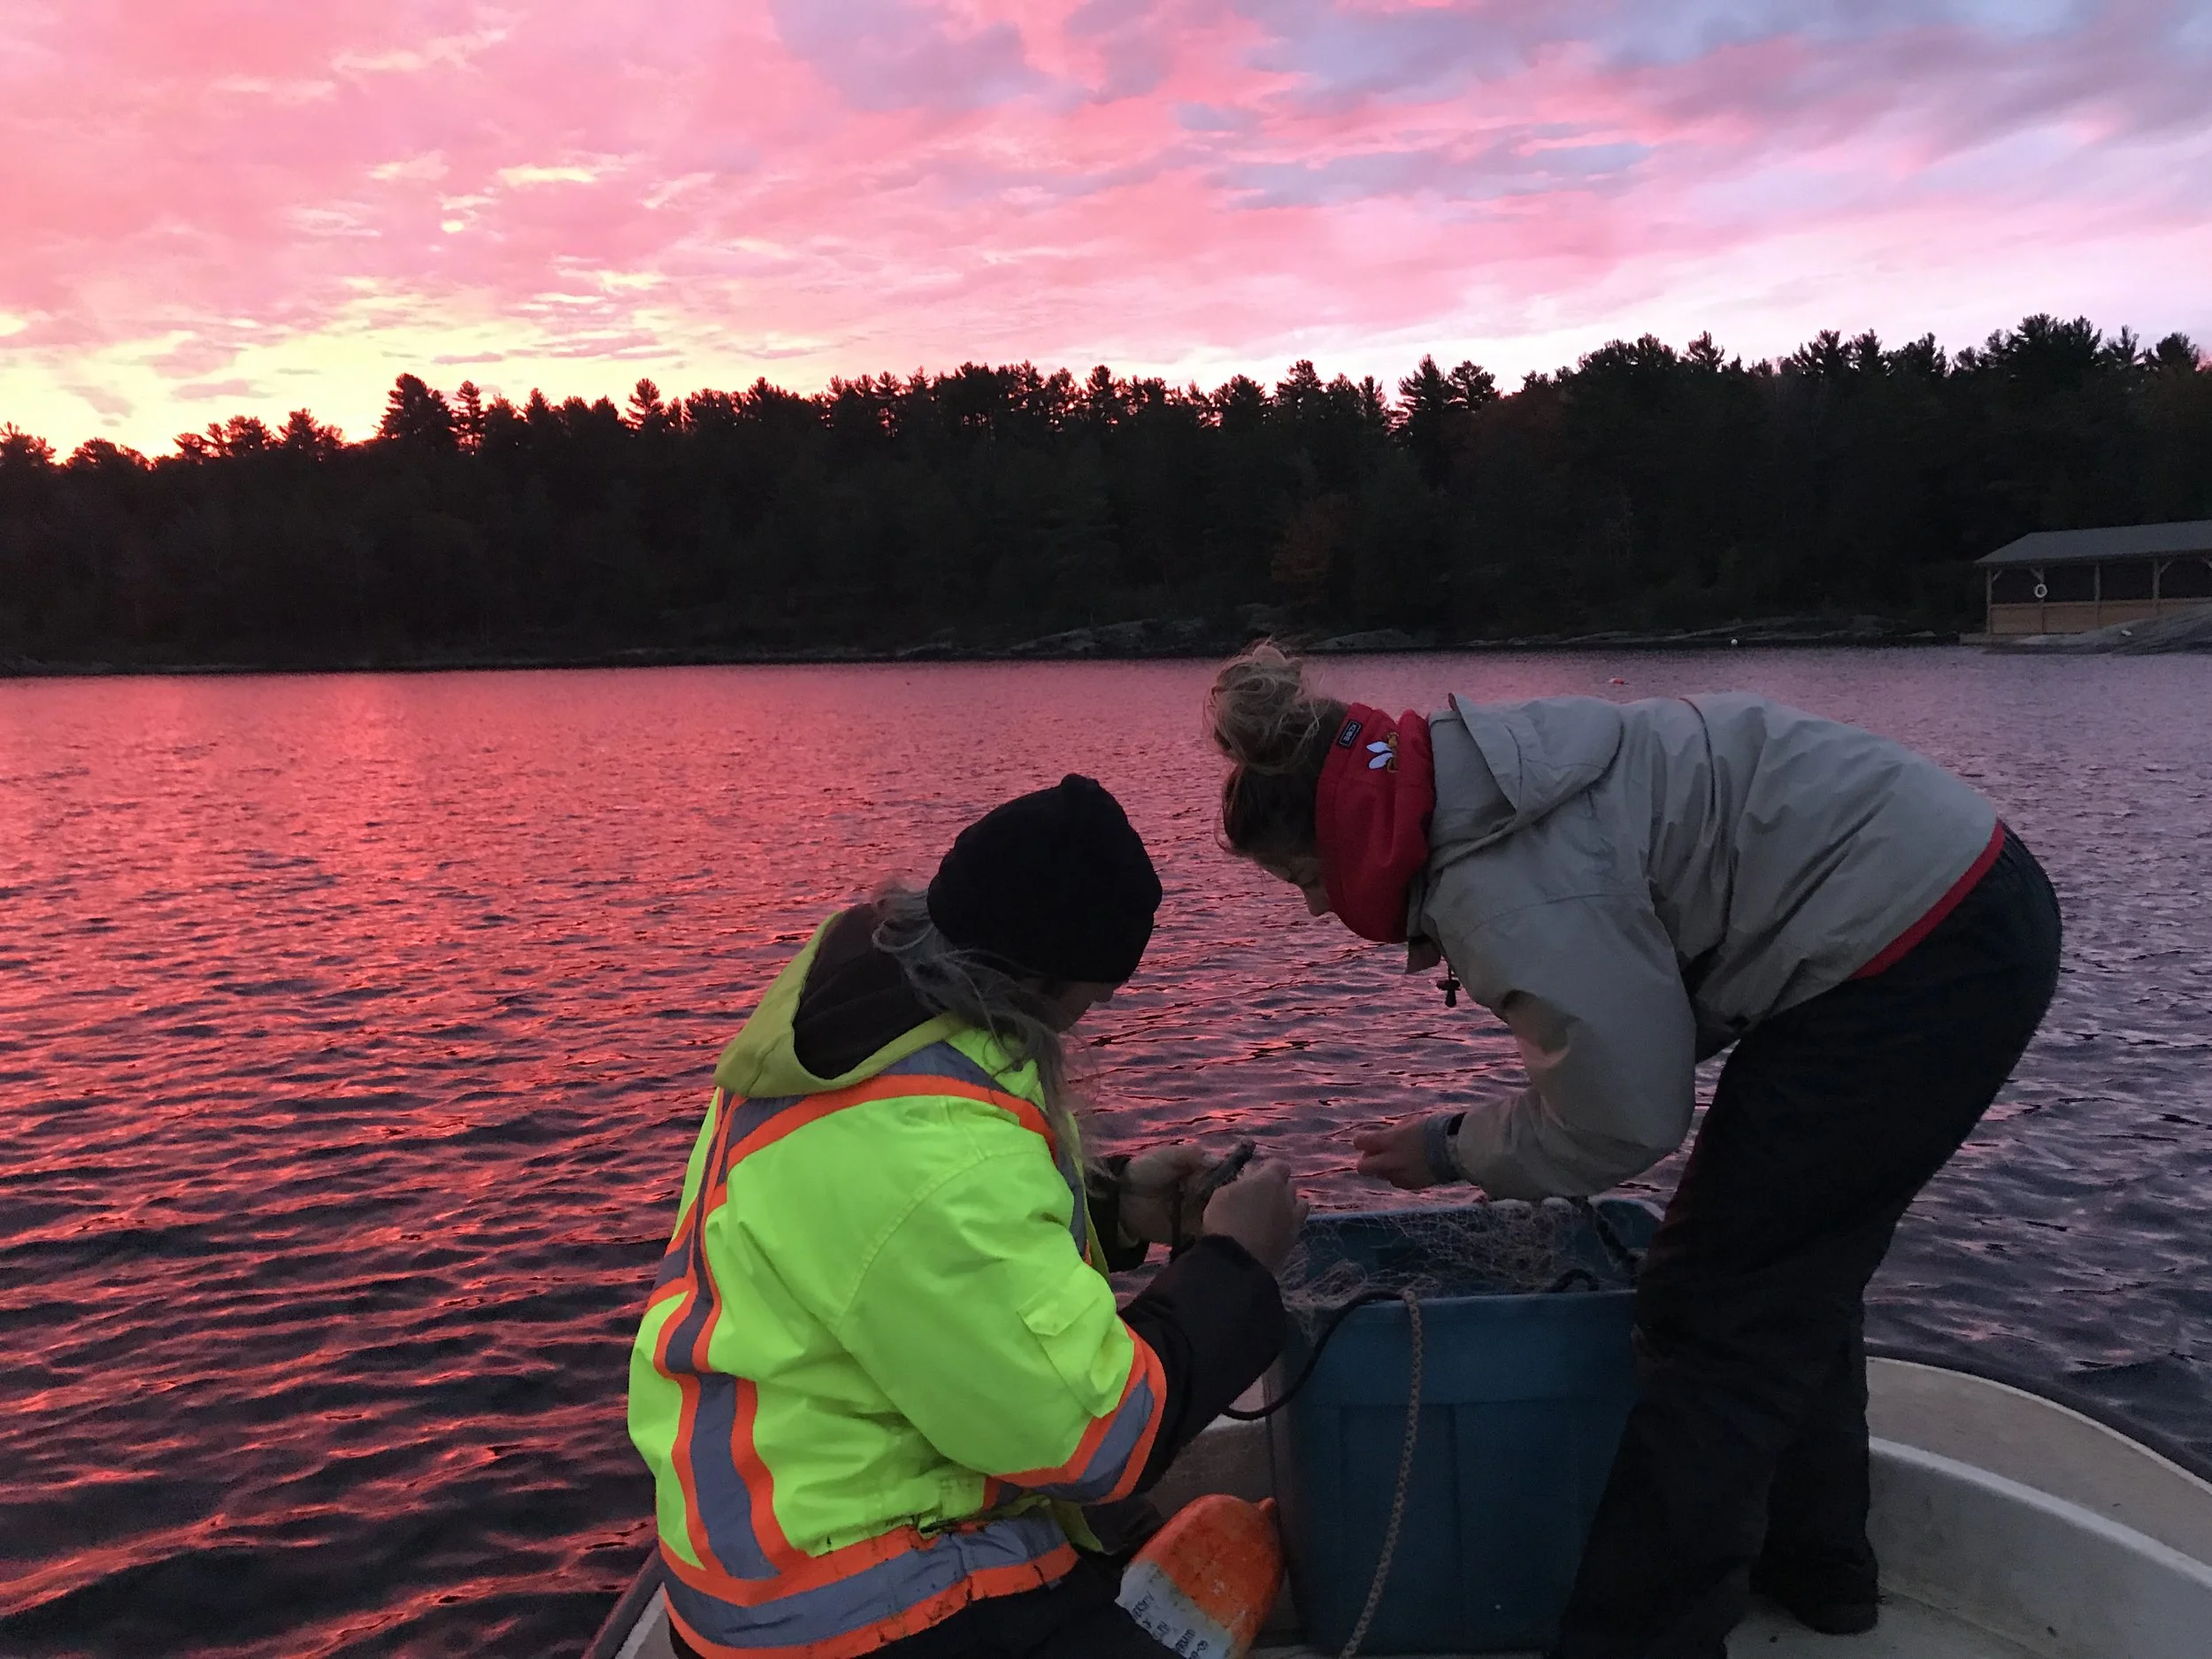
[
  {"x1": 1205, "y1": 641, "x2": 1346, "y2": 863},
  {"x1": 870, "y1": 882, "x2": 1078, "y2": 1149}
]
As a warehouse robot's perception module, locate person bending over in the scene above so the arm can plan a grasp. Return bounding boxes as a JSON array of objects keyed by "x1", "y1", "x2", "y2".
[
  {"x1": 1207, "y1": 646, "x2": 2060, "y2": 1659},
  {"x1": 630, "y1": 774, "x2": 1304, "y2": 1659}
]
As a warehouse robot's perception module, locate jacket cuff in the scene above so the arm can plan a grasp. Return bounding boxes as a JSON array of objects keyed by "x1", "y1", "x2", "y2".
[
  {"x1": 1423, "y1": 1111, "x2": 1467, "y2": 1185},
  {"x1": 1118, "y1": 1234, "x2": 1287, "y2": 1486}
]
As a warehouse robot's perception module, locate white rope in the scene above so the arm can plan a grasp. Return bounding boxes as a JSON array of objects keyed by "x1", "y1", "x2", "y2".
[{"x1": 1338, "y1": 1289, "x2": 1424, "y2": 1659}]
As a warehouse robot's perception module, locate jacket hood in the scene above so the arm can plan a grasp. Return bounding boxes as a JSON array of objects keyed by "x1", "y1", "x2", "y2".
[
  {"x1": 1430, "y1": 694, "x2": 1626, "y2": 856},
  {"x1": 711, "y1": 912, "x2": 961, "y2": 1100}
]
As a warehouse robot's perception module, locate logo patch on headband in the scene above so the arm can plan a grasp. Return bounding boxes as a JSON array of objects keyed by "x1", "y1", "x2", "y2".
[{"x1": 1334, "y1": 718, "x2": 1364, "y2": 749}]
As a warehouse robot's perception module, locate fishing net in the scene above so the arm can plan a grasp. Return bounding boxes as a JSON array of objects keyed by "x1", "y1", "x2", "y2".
[{"x1": 1275, "y1": 1198, "x2": 1642, "y2": 1337}]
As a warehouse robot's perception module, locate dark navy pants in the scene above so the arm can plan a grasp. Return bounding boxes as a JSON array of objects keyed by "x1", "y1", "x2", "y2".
[{"x1": 1553, "y1": 829, "x2": 2063, "y2": 1659}]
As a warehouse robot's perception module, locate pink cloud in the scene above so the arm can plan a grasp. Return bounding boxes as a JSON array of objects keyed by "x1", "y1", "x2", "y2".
[{"x1": 3, "y1": 0, "x2": 2208, "y2": 450}]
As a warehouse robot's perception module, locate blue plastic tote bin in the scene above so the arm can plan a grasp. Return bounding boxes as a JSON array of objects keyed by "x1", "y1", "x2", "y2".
[{"x1": 1269, "y1": 1200, "x2": 1658, "y2": 1655}]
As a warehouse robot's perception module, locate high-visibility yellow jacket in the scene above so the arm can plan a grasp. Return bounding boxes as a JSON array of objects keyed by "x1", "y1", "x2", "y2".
[{"x1": 627, "y1": 916, "x2": 1168, "y2": 1659}]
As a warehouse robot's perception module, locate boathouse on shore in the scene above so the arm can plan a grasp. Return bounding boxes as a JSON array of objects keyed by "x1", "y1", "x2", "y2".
[{"x1": 1977, "y1": 520, "x2": 2212, "y2": 637}]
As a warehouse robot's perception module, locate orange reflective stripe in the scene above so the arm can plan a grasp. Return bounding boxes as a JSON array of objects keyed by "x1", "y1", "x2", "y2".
[
  {"x1": 998, "y1": 1332, "x2": 1167, "y2": 1506},
  {"x1": 664, "y1": 1371, "x2": 727, "y2": 1581},
  {"x1": 657, "y1": 1519, "x2": 933, "y2": 1606},
  {"x1": 722, "y1": 1074, "x2": 1052, "y2": 1168},
  {"x1": 645, "y1": 1094, "x2": 724, "y2": 1316},
  {"x1": 664, "y1": 1545, "x2": 1080, "y2": 1659},
  {"x1": 1095, "y1": 1335, "x2": 1168, "y2": 1504},
  {"x1": 657, "y1": 1086, "x2": 748, "y2": 1581},
  {"x1": 687, "y1": 1088, "x2": 731, "y2": 1215},
  {"x1": 730, "y1": 1375, "x2": 798, "y2": 1568},
  {"x1": 649, "y1": 1056, "x2": 1076, "y2": 1644},
  {"x1": 701, "y1": 1087, "x2": 749, "y2": 1216}
]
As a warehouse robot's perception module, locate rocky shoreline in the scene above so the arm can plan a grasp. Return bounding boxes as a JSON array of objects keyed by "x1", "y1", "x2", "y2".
[{"x1": 0, "y1": 612, "x2": 1976, "y2": 679}]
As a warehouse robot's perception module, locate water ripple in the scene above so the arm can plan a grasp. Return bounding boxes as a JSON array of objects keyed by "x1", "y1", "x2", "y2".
[{"x1": 3, "y1": 652, "x2": 2208, "y2": 1655}]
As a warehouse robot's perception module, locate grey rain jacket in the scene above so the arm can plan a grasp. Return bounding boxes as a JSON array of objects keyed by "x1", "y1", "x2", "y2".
[{"x1": 1416, "y1": 692, "x2": 1999, "y2": 1200}]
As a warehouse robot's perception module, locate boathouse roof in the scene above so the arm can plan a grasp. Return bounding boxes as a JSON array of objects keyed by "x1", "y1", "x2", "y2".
[{"x1": 1977, "y1": 520, "x2": 2212, "y2": 568}]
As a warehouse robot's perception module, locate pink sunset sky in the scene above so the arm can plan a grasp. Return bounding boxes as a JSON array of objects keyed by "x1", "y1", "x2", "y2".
[{"x1": 4, "y1": 0, "x2": 2209, "y2": 454}]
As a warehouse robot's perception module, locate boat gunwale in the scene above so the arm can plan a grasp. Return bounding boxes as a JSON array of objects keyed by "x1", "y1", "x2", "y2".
[
  {"x1": 580, "y1": 1348, "x2": 2212, "y2": 1656},
  {"x1": 1867, "y1": 1341, "x2": 2212, "y2": 1486},
  {"x1": 582, "y1": 1549, "x2": 667, "y2": 1659}
]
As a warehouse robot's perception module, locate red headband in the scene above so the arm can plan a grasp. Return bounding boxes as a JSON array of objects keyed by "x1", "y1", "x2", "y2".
[{"x1": 1315, "y1": 704, "x2": 1435, "y2": 943}]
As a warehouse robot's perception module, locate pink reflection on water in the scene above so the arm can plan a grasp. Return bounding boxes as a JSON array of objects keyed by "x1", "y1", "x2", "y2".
[{"x1": 4, "y1": 655, "x2": 2211, "y2": 1654}]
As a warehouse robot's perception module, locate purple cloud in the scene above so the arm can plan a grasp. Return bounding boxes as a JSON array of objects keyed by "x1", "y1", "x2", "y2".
[
  {"x1": 1222, "y1": 140, "x2": 1651, "y2": 209},
  {"x1": 769, "y1": 0, "x2": 1043, "y2": 111},
  {"x1": 3, "y1": 0, "x2": 2207, "y2": 455}
]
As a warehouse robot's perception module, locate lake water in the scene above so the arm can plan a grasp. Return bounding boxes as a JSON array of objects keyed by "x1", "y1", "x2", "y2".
[{"x1": 4, "y1": 651, "x2": 2209, "y2": 1657}]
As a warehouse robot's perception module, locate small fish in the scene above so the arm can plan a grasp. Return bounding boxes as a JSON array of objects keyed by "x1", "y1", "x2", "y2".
[
  {"x1": 1172, "y1": 1140, "x2": 1261, "y2": 1254},
  {"x1": 1193, "y1": 1140, "x2": 1259, "y2": 1207}
]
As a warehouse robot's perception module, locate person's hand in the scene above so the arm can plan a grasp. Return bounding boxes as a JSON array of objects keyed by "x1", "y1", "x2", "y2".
[
  {"x1": 1202, "y1": 1162, "x2": 1309, "y2": 1272},
  {"x1": 1353, "y1": 1118, "x2": 1442, "y2": 1191},
  {"x1": 1117, "y1": 1144, "x2": 1210, "y2": 1246}
]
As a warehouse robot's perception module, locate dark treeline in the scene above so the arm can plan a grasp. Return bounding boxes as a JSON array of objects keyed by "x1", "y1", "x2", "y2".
[{"x1": 4, "y1": 314, "x2": 2208, "y2": 667}]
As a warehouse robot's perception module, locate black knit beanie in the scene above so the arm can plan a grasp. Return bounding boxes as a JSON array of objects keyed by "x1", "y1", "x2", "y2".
[{"x1": 926, "y1": 775, "x2": 1161, "y2": 985}]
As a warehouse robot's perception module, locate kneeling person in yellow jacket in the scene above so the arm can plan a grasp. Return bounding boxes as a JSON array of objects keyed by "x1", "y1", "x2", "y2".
[{"x1": 630, "y1": 774, "x2": 1303, "y2": 1659}]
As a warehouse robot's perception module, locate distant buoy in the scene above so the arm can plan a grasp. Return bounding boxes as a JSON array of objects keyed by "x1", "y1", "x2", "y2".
[{"x1": 1730, "y1": 637, "x2": 1740, "y2": 646}]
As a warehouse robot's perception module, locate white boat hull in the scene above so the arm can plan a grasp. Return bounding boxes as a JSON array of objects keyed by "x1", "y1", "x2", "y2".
[{"x1": 587, "y1": 1357, "x2": 2212, "y2": 1658}]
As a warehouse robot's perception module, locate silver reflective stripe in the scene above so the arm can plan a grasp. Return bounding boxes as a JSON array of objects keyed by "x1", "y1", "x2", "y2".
[
  {"x1": 683, "y1": 1374, "x2": 777, "y2": 1579},
  {"x1": 657, "y1": 1053, "x2": 1098, "y2": 1597},
  {"x1": 709, "y1": 1092, "x2": 805, "y2": 1153},
  {"x1": 656, "y1": 1091, "x2": 811, "y2": 1582},
  {"x1": 880, "y1": 1042, "x2": 1091, "y2": 1260},
  {"x1": 662, "y1": 1511, "x2": 1070, "y2": 1649},
  {"x1": 877, "y1": 1041, "x2": 1002, "y2": 1092},
  {"x1": 659, "y1": 1094, "x2": 805, "y2": 1386},
  {"x1": 1015, "y1": 1369, "x2": 1159, "y2": 1502}
]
